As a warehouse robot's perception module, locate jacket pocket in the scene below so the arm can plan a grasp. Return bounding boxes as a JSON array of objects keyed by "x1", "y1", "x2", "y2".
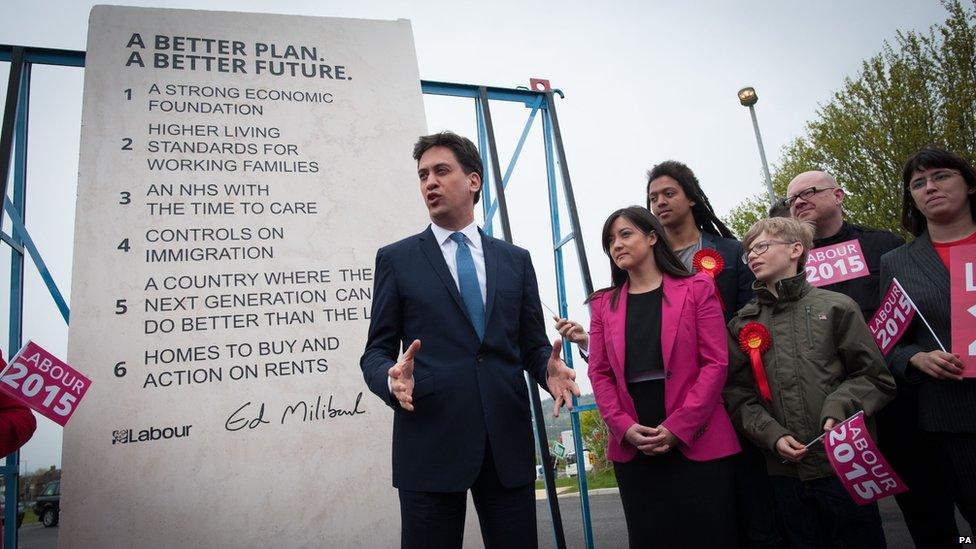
[
  {"x1": 804, "y1": 306, "x2": 815, "y2": 351},
  {"x1": 413, "y1": 371, "x2": 435, "y2": 400}
]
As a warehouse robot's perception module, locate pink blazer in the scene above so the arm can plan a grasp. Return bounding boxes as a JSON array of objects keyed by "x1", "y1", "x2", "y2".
[{"x1": 587, "y1": 272, "x2": 741, "y2": 463}]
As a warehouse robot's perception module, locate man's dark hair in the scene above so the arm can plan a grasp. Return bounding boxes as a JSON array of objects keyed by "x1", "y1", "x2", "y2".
[
  {"x1": 413, "y1": 131, "x2": 484, "y2": 204},
  {"x1": 768, "y1": 196, "x2": 791, "y2": 218},
  {"x1": 901, "y1": 146, "x2": 976, "y2": 236},
  {"x1": 646, "y1": 160, "x2": 735, "y2": 239}
]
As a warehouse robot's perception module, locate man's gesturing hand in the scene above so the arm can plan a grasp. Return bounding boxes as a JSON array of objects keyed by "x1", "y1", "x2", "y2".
[
  {"x1": 547, "y1": 339, "x2": 581, "y2": 417},
  {"x1": 389, "y1": 339, "x2": 421, "y2": 411}
]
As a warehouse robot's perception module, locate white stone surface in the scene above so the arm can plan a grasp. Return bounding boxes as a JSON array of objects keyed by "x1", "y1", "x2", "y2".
[{"x1": 62, "y1": 6, "x2": 431, "y2": 547}]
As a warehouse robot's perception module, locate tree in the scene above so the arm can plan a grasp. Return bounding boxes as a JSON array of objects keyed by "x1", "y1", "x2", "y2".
[
  {"x1": 726, "y1": 0, "x2": 976, "y2": 238},
  {"x1": 579, "y1": 409, "x2": 609, "y2": 471}
]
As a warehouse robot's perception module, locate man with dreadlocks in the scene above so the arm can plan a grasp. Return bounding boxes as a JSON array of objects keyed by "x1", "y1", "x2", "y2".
[
  {"x1": 643, "y1": 160, "x2": 755, "y2": 319},
  {"x1": 555, "y1": 161, "x2": 782, "y2": 548}
]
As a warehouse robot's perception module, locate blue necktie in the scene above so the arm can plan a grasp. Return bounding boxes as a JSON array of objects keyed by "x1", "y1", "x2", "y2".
[{"x1": 450, "y1": 232, "x2": 485, "y2": 340}]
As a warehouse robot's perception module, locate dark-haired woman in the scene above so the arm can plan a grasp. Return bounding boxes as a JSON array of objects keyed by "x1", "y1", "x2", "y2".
[
  {"x1": 881, "y1": 147, "x2": 976, "y2": 542},
  {"x1": 587, "y1": 206, "x2": 740, "y2": 548}
]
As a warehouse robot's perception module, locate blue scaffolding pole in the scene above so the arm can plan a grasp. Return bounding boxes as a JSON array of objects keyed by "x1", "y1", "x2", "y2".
[
  {"x1": 0, "y1": 45, "x2": 81, "y2": 549},
  {"x1": 0, "y1": 45, "x2": 598, "y2": 549}
]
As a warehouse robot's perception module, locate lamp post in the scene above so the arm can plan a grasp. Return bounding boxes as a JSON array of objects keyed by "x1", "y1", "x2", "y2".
[{"x1": 738, "y1": 86, "x2": 776, "y2": 204}]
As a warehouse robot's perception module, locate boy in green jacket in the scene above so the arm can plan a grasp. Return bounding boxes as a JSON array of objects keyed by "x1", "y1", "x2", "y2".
[{"x1": 724, "y1": 217, "x2": 896, "y2": 548}]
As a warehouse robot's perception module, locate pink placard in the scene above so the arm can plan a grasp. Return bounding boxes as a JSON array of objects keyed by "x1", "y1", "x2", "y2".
[
  {"x1": 0, "y1": 341, "x2": 91, "y2": 426},
  {"x1": 950, "y1": 244, "x2": 976, "y2": 377},
  {"x1": 823, "y1": 412, "x2": 907, "y2": 505},
  {"x1": 867, "y1": 279, "x2": 916, "y2": 356},
  {"x1": 805, "y1": 239, "x2": 870, "y2": 287}
]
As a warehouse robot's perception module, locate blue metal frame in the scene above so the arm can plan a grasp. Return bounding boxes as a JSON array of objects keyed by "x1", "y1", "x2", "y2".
[
  {"x1": 1, "y1": 47, "x2": 38, "y2": 549},
  {"x1": 484, "y1": 95, "x2": 542, "y2": 228},
  {"x1": 0, "y1": 45, "x2": 82, "y2": 549},
  {"x1": 0, "y1": 46, "x2": 598, "y2": 549},
  {"x1": 541, "y1": 105, "x2": 595, "y2": 549}
]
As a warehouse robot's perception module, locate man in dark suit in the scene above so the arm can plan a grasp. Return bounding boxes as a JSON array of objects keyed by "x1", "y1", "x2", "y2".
[{"x1": 360, "y1": 131, "x2": 580, "y2": 549}]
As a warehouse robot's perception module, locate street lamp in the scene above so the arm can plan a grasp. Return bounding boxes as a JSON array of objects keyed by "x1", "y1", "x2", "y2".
[{"x1": 738, "y1": 86, "x2": 776, "y2": 204}]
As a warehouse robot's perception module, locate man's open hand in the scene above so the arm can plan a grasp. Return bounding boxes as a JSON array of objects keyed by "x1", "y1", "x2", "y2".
[
  {"x1": 546, "y1": 339, "x2": 581, "y2": 417},
  {"x1": 389, "y1": 340, "x2": 421, "y2": 411}
]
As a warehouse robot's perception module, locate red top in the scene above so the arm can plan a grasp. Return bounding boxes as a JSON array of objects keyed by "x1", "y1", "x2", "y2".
[{"x1": 932, "y1": 230, "x2": 976, "y2": 267}]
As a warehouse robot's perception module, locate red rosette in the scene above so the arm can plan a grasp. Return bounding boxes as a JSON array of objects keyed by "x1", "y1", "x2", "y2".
[
  {"x1": 692, "y1": 248, "x2": 727, "y2": 311},
  {"x1": 738, "y1": 322, "x2": 773, "y2": 402}
]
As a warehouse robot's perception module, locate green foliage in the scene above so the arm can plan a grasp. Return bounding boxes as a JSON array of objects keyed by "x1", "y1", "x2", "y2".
[
  {"x1": 726, "y1": 0, "x2": 976, "y2": 239},
  {"x1": 579, "y1": 409, "x2": 609, "y2": 471}
]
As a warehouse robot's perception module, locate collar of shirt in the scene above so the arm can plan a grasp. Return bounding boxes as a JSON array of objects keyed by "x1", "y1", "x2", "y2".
[{"x1": 430, "y1": 221, "x2": 481, "y2": 250}]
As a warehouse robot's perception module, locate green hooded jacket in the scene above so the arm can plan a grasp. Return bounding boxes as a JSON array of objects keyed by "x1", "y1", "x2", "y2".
[{"x1": 724, "y1": 273, "x2": 896, "y2": 480}]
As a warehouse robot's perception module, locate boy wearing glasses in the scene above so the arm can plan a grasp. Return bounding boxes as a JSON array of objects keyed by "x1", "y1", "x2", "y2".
[{"x1": 724, "y1": 217, "x2": 896, "y2": 548}]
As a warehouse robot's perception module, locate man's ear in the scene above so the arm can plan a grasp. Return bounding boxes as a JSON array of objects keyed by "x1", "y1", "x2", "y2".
[
  {"x1": 468, "y1": 172, "x2": 482, "y2": 195},
  {"x1": 834, "y1": 187, "x2": 846, "y2": 205}
]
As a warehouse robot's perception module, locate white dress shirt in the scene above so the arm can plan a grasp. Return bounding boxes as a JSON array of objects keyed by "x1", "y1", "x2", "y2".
[
  {"x1": 429, "y1": 221, "x2": 487, "y2": 305},
  {"x1": 389, "y1": 221, "x2": 488, "y2": 394}
]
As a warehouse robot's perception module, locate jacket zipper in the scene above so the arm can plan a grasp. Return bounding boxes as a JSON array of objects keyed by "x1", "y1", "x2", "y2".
[{"x1": 804, "y1": 305, "x2": 814, "y2": 350}]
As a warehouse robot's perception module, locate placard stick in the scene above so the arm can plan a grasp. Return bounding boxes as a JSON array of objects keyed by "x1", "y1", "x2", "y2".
[
  {"x1": 541, "y1": 301, "x2": 560, "y2": 318},
  {"x1": 894, "y1": 277, "x2": 947, "y2": 352},
  {"x1": 780, "y1": 410, "x2": 865, "y2": 463}
]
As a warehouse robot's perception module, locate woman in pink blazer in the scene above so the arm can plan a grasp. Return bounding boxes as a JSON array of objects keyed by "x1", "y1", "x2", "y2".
[{"x1": 587, "y1": 206, "x2": 740, "y2": 548}]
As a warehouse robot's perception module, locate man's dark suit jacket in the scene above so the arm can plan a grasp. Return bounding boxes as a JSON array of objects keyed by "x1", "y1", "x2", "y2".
[
  {"x1": 880, "y1": 231, "x2": 976, "y2": 433},
  {"x1": 701, "y1": 232, "x2": 755, "y2": 322},
  {"x1": 361, "y1": 226, "x2": 553, "y2": 492}
]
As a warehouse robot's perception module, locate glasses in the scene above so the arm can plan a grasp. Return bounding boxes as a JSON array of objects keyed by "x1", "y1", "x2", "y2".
[
  {"x1": 909, "y1": 169, "x2": 960, "y2": 191},
  {"x1": 741, "y1": 240, "x2": 795, "y2": 264},
  {"x1": 784, "y1": 186, "x2": 838, "y2": 207}
]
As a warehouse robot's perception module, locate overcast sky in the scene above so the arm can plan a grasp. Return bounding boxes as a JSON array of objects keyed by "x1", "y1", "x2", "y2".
[{"x1": 0, "y1": 0, "x2": 949, "y2": 471}]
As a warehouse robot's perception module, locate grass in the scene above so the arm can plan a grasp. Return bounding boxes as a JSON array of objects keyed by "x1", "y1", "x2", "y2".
[
  {"x1": 534, "y1": 475, "x2": 575, "y2": 490},
  {"x1": 22, "y1": 508, "x2": 39, "y2": 525},
  {"x1": 534, "y1": 467, "x2": 617, "y2": 493}
]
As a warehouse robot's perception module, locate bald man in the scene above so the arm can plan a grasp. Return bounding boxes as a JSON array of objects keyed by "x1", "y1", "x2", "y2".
[{"x1": 785, "y1": 171, "x2": 903, "y2": 320}]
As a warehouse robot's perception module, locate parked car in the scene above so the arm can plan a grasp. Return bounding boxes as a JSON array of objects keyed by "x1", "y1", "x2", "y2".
[
  {"x1": 0, "y1": 500, "x2": 25, "y2": 529},
  {"x1": 565, "y1": 450, "x2": 593, "y2": 477},
  {"x1": 32, "y1": 480, "x2": 59, "y2": 527}
]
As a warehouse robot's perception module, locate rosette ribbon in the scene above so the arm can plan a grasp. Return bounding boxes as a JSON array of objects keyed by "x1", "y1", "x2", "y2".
[
  {"x1": 738, "y1": 322, "x2": 773, "y2": 402},
  {"x1": 692, "y1": 248, "x2": 726, "y2": 311}
]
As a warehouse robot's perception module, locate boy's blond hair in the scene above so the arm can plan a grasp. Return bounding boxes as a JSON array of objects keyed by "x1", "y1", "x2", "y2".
[{"x1": 743, "y1": 217, "x2": 814, "y2": 270}]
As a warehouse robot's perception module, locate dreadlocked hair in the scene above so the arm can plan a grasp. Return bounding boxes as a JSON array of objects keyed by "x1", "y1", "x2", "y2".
[{"x1": 646, "y1": 160, "x2": 736, "y2": 239}]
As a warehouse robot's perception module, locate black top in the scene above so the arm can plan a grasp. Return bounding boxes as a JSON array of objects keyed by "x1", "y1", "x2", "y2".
[
  {"x1": 625, "y1": 287, "x2": 664, "y2": 383},
  {"x1": 813, "y1": 222, "x2": 905, "y2": 320}
]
